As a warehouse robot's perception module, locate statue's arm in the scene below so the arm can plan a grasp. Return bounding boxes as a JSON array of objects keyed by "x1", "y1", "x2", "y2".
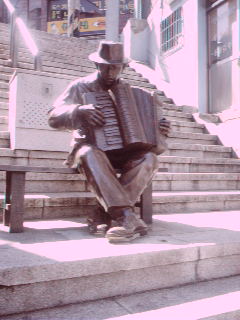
[
  {"x1": 48, "y1": 81, "x2": 84, "y2": 130},
  {"x1": 48, "y1": 80, "x2": 105, "y2": 130}
]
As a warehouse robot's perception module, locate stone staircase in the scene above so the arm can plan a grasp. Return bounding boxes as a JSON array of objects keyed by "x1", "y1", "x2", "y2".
[{"x1": 1, "y1": 22, "x2": 240, "y2": 318}]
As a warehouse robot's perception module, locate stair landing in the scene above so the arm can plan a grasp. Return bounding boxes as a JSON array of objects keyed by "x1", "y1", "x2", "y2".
[{"x1": 1, "y1": 210, "x2": 240, "y2": 317}]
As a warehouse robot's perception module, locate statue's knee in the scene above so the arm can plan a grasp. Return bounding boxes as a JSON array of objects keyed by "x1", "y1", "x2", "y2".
[
  {"x1": 75, "y1": 145, "x2": 96, "y2": 163},
  {"x1": 145, "y1": 152, "x2": 158, "y2": 171}
]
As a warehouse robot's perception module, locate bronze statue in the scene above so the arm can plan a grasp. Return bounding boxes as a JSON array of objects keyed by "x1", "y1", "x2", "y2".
[{"x1": 48, "y1": 41, "x2": 170, "y2": 243}]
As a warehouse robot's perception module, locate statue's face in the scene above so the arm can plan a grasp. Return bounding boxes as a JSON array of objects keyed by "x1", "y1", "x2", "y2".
[{"x1": 97, "y1": 63, "x2": 124, "y2": 86}]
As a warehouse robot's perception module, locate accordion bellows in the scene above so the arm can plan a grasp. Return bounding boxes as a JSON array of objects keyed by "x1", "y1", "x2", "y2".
[{"x1": 82, "y1": 83, "x2": 167, "y2": 155}]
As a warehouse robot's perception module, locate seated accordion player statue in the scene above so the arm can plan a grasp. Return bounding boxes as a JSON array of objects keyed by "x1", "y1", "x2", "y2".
[
  {"x1": 48, "y1": 40, "x2": 171, "y2": 243},
  {"x1": 82, "y1": 82, "x2": 167, "y2": 155}
]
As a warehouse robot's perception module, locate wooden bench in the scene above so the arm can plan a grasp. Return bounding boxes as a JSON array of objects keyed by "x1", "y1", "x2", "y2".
[{"x1": 0, "y1": 165, "x2": 166, "y2": 233}]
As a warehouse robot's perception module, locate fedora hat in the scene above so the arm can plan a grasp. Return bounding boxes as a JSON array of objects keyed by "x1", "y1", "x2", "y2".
[{"x1": 89, "y1": 41, "x2": 130, "y2": 64}]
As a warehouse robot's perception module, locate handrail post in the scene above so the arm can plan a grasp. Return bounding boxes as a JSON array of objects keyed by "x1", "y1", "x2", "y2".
[
  {"x1": 34, "y1": 55, "x2": 42, "y2": 71},
  {"x1": 4, "y1": 0, "x2": 41, "y2": 71},
  {"x1": 9, "y1": 11, "x2": 18, "y2": 68}
]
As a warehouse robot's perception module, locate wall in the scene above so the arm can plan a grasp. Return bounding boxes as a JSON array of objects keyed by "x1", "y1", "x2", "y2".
[
  {"x1": 234, "y1": 0, "x2": 240, "y2": 109},
  {"x1": 122, "y1": 18, "x2": 149, "y2": 63},
  {"x1": 147, "y1": 0, "x2": 207, "y2": 111}
]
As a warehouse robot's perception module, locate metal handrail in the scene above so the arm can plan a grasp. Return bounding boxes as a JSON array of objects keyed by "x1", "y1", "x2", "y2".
[{"x1": 3, "y1": 0, "x2": 42, "y2": 70}]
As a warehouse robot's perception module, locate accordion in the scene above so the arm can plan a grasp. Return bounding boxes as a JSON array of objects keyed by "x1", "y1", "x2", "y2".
[{"x1": 82, "y1": 83, "x2": 167, "y2": 155}]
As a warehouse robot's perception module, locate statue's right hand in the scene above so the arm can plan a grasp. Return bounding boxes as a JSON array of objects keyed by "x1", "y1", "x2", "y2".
[{"x1": 78, "y1": 104, "x2": 105, "y2": 126}]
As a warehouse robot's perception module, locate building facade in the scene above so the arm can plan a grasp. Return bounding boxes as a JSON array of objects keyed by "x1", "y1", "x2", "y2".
[
  {"x1": 137, "y1": 0, "x2": 240, "y2": 114},
  {"x1": 1, "y1": 0, "x2": 239, "y2": 114}
]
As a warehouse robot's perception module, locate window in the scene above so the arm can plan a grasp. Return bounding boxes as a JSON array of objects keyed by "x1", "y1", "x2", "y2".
[{"x1": 161, "y1": 7, "x2": 183, "y2": 53}]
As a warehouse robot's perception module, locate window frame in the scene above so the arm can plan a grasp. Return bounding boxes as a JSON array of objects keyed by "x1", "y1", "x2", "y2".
[{"x1": 160, "y1": 7, "x2": 184, "y2": 55}]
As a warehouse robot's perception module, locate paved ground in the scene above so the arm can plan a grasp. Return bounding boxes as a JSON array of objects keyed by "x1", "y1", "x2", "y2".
[{"x1": 1, "y1": 210, "x2": 240, "y2": 319}]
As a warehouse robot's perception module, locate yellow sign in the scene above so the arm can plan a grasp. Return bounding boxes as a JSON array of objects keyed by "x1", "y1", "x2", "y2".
[
  {"x1": 47, "y1": 20, "x2": 68, "y2": 35},
  {"x1": 48, "y1": 17, "x2": 106, "y2": 36},
  {"x1": 78, "y1": 17, "x2": 106, "y2": 33}
]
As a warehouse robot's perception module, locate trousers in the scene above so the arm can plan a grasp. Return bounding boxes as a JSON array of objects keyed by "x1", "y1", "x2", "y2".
[{"x1": 75, "y1": 145, "x2": 159, "y2": 213}]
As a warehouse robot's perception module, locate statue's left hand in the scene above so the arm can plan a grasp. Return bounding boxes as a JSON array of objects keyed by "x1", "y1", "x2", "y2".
[{"x1": 159, "y1": 118, "x2": 171, "y2": 136}]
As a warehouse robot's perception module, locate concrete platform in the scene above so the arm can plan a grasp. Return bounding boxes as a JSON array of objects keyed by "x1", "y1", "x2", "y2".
[
  {"x1": 1, "y1": 210, "x2": 240, "y2": 316},
  {"x1": 2, "y1": 275, "x2": 240, "y2": 319}
]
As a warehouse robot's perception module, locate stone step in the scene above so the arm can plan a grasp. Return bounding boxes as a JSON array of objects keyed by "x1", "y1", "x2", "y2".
[
  {"x1": 16, "y1": 51, "x2": 147, "y2": 78},
  {"x1": 0, "y1": 44, "x2": 7, "y2": 55},
  {"x1": 0, "y1": 116, "x2": 8, "y2": 130},
  {"x1": 0, "y1": 52, "x2": 9, "y2": 60},
  {"x1": 1, "y1": 188, "x2": 240, "y2": 220},
  {"x1": 0, "y1": 90, "x2": 9, "y2": 100},
  {"x1": 161, "y1": 103, "x2": 197, "y2": 114},
  {"x1": 0, "y1": 30, "x2": 98, "y2": 52},
  {"x1": 0, "y1": 171, "x2": 238, "y2": 194},
  {"x1": 0, "y1": 191, "x2": 94, "y2": 220},
  {"x1": 1, "y1": 211, "x2": 240, "y2": 316},
  {"x1": 0, "y1": 43, "x2": 97, "y2": 65},
  {"x1": 0, "y1": 31, "x2": 98, "y2": 49},
  {"x1": 0, "y1": 129, "x2": 9, "y2": 137},
  {"x1": 153, "y1": 190, "x2": 240, "y2": 213},
  {"x1": 0, "y1": 64, "x2": 13, "y2": 74},
  {"x1": 0, "y1": 131, "x2": 10, "y2": 147},
  {"x1": 0, "y1": 139, "x2": 9, "y2": 148},
  {"x1": 0, "y1": 101, "x2": 8, "y2": 110},
  {"x1": 0, "y1": 143, "x2": 232, "y2": 168},
  {"x1": 0, "y1": 80, "x2": 8, "y2": 90},
  {"x1": 0, "y1": 148, "x2": 68, "y2": 167},
  {"x1": 155, "y1": 95, "x2": 174, "y2": 105},
  {"x1": 35, "y1": 33, "x2": 99, "y2": 48},
  {"x1": 3, "y1": 275, "x2": 240, "y2": 320},
  {"x1": 0, "y1": 41, "x2": 142, "y2": 74},
  {"x1": 166, "y1": 143, "x2": 233, "y2": 158},
  {"x1": 0, "y1": 66, "x2": 144, "y2": 95},
  {"x1": 170, "y1": 119, "x2": 205, "y2": 134},
  {"x1": 158, "y1": 156, "x2": 240, "y2": 173},
  {"x1": 0, "y1": 101, "x2": 9, "y2": 116},
  {"x1": 162, "y1": 109, "x2": 194, "y2": 122},
  {"x1": 0, "y1": 148, "x2": 238, "y2": 172},
  {"x1": 0, "y1": 40, "x2": 143, "y2": 76},
  {"x1": 167, "y1": 132, "x2": 218, "y2": 145},
  {"x1": 0, "y1": 43, "x2": 98, "y2": 63},
  {"x1": 0, "y1": 171, "x2": 86, "y2": 193},
  {"x1": 153, "y1": 172, "x2": 240, "y2": 191},
  {"x1": 2, "y1": 49, "x2": 149, "y2": 82},
  {"x1": 0, "y1": 58, "x2": 11, "y2": 67},
  {"x1": 16, "y1": 61, "x2": 156, "y2": 90},
  {"x1": 0, "y1": 73, "x2": 11, "y2": 82}
]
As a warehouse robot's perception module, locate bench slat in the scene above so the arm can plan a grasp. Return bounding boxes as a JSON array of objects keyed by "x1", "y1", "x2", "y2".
[
  {"x1": 0, "y1": 165, "x2": 78, "y2": 174},
  {"x1": 0, "y1": 165, "x2": 167, "y2": 233}
]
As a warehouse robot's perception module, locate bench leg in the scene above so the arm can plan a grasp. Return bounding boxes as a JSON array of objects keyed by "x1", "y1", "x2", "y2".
[
  {"x1": 3, "y1": 171, "x2": 12, "y2": 227},
  {"x1": 140, "y1": 182, "x2": 153, "y2": 224},
  {"x1": 3, "y1": 171, "x2": 26, "y2": 233}
]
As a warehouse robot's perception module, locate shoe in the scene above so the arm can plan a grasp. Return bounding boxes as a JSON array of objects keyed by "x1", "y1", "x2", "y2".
[
  {"x1": 106, "y1": 208, "x2": 148, "y2": 243},
  {"x1": 87, "y1": 207, "x2": 111, "y2": 236}
]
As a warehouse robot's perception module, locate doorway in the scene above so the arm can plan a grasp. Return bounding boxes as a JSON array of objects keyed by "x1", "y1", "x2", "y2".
[{"x1": 207, "y1": 0, "x2": 237, "y2": 113}]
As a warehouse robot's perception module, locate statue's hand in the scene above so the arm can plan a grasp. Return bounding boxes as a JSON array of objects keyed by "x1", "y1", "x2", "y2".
[
  {"x1": 78, "y1": 104, "x2": 105, "y2": 127},
  {"x1": 159, "y1": 118, "x2": 171, "y2": 136}
]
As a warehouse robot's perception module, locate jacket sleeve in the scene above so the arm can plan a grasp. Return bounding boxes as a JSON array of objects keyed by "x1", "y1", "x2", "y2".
[{"x1": 48, "y1": 79, "x2": 86, "y2": 130}]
